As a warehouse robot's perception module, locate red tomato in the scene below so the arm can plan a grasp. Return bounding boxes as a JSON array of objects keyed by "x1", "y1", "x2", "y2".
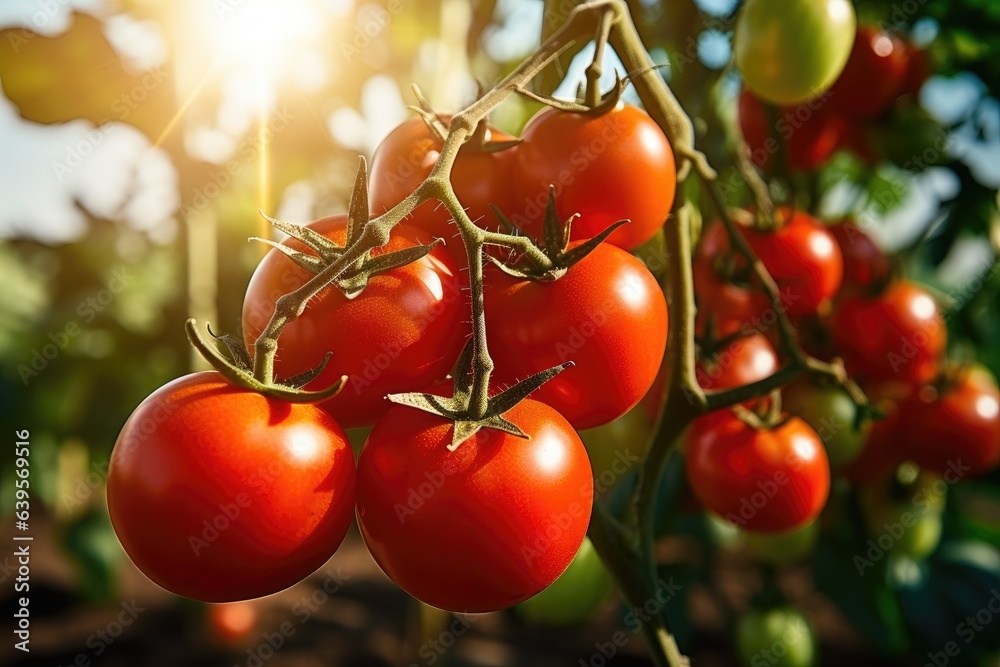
[
  {"x1": 684, "y1": 411, "x2": 830, "y2": 532},
  {"x1": 828, "y1": 26, "x2": 910, "y2": 119},
  {"x1": 738, "y1": 89, "x2": 845, "y2": 171},
  {"x1": 899, "y1": 45, "x2": 930, "y2": 97},
  {"x1": 356, "y1": 398, "x2": 593, "y2": 613},
  {"x1": 693, "y1": 222, "x2": 770, "y2": 338},
  {"x1": 742, "y1": 209, "x2": 844, "y2": 317},
  {"x1": 242, "y1": 215, "x2": 465, "y2": 428},
  {"x1": 368, "y1": 117, "x2": 517, "y2": 261},
  {"x1": 512, "y1": 105, "x2": 676, "y2": 250},
  {"x1": 901, "y1": 366, "x2": 1000, "y2": 477},
  {"x1": 828, "y1": 221, "x2": 890, "y2": 295},
  {"x1": 484, "y1": 243, "x2": 668, "y2": 429},
  {"x1": 831, "y1": 281, "x2": 945, "y2": 386},
  {"x1": 839, "y1": 397, "x2": 904, "y2": 485},
  {"x1": 698, "y1": 333, "x2": 779, "y2": 393},
  {"x1": 107, "y1": 372, "x2": 356, "y2": 602}
]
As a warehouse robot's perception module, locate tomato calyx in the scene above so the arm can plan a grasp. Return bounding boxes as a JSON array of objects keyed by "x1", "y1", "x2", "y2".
[
  {"x1": 487, "y1": 187, "x2": 628, "y2": 280},
  {"x1": 408, "y1": 88, "x2": 520, "y2": 155},
  {"x1": 253, "y1": 163, "x2": 443, "y2": 299},
  {"x1": 515, "y1": 73, "x2": 625, "y2": 117},
  {"x1": 387, "y1": 341, "x2": 573, "y2": 450},
  {"x1": 184, "y1": 319, "x2": 347, "y2": 404}
]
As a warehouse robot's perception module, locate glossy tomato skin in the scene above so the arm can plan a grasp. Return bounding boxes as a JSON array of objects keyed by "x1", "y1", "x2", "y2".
[
  {"x1": 485, "y1": 243, "x2": 668, "y2": 429},
  {"x1": 693, "y1": 222, "x2": 770, "y2": 338},
  {"x1": 735, "y1": 0, "x2": 856, "y2": 105},
  {"x1": 828, "y1": 221, "x2": 890, "y2": 296},
  {"x1": 831, "y1": 281, "x2": 945, "y2": 387},
  {"x1": 356, "y1": 398, "x2": 593, "y2": 613},
  {"x1": 828, "y1": 26, "x2": 909, "y2": 120},
  {"x1": 107, "y1": 372, "x2": 357, "y2": 603},
  {"x1": 742, "y1": 210, "x2": 843, "y2": 317},
  {"x1": 512, "y1": 105, "x2": 676, "y2": 250},
  {"x1": 738, "y1": 89, "x2": 845, "y2": 172},
  {"x1": 242, "y1": 215, "x2": 464, "y2": 429},
  {"x1": 698, "y1": 332, "x2": 779, "y2": 394},
  {"x1": 901, "y1": 366, "x2": 1000, "y2": 477},
  {"x1": 685, "y1": 411, "x2": 830, "y2": 533},
  {"x1": 368, "y1": 117, "x2": 516, "y2": 260}
]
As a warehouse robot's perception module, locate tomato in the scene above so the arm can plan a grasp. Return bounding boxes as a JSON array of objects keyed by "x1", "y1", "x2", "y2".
[
  {"x1": 579, "y1": 405, "x2": 651, "y2": 497},
  {"x1": 900, "y1": 45, "x2": 930, "y2": 97},
  {"x1": 735, "y1": 0, "x2": 856, "y2": 105},
  {"x1": 738, "y1": 89, "x2": 846, "y2": 172},
  {"x1": 735, "y1": 606, "x2": 816, "y2": 667},
  {"x1": 900, "y1": 366, "x2": 1000, "y2": 477},
  {"x1": 742, "y1": 210, "x2": 843, "y2": 317},
  {"x1": 783, "y1": 381, "x2": 870, "y2": 467},
  {"x1": 242, "y1": 215, "x2": 465, "y2": 429},
  {"x1": 698, "y1": 332, "x2": 779, "y2": 394},
  {"x1": 356, "y1": 398, "x2": 593, "y2": 613},
  {"x1": 745, "y1": 519, "x2": 819, "y2": 566},
  {"x1": 860, "y1": 472, "x2": 946, "y2": 560},
  {"x1": 485, "y1": 242, "x2": 667, "y2": 429},
  {"x1": 840, "y1": 393, "x2": 906, "y2": 485},
  {"x1": 828, "y1": 26, "x2": 910, "y2": 120},
  {"x1": 107, "y1": 372, "x2": 356, "y2": 602},
  {"x1": 684, "y1": 411, "x2": 830, "y2": 532},
  {"x1": 828, "y1": 221, "x2": 890, "y2": 296},
  {"x1": 517, "y1": 537, "x2": 614, "y2": 626},
  {"x1": 511, "y1": 104, "x2": 676, "y2": 250},
  {"x1": 368, "y1": 116, "x2": 517, "y2": 261},
  {"x1": 831, "y1": 281, "x2": 946, "y2": 387},
  {"x1": 208, "y1": 601, "x2": 258, "y2": 645},
  {"x1": 693, "y1": 222, "x2": 770, "y2": 338}
]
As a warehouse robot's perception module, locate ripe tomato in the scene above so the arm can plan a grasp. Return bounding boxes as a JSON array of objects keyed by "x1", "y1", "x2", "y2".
[
  {"x1": 782, "y1": 381, "x2": 870, "y2": 467},
  {"x1": 745, "y1": 519, "x2": 819, "y2": 566},
  {"x1": 685, "y1": 411, "x2": 830, "y2": 533},
  {"x1": 693, "y1": 222, "x2": 770, "y2": 338},
  {"x1": 900, "y1": 45, "x2": 930, "y2": 97},
  {"x1": 828, "y1": 26, "x2": 909, "y2": 120},
  {"x1": 356, "y1": 398, "x2": 593, "y2": 613},
  {"x1": 735, "y1": 0, "x2": 856, "y2": 105},
  {"x1": 698, "y1": 332, "x2": 779, "y2": 394},
  {"x1": 735, "y1": 606, "x2": 816, "y2": 667},
  {"x1": 517, "y1": 537, "x2": 614, "y2": 626},
  {"x1": 742, "y1": 210, "x2": 843, "y2": 317},
  {"x1": 840, "y1": 393, "x2": 905, "y2": 485},
  {"x1": 368, "y1": 116, "x2": 516, "y2": 261},
  {"x1": 511, "y1": 104, "x2": 676, "y2": 250},
  {"x1": 738, "y1": 89, "x2": 845, "y2": 172},
  {"x1": 107, "y1": 372, "x2": 356, "y2": 602},
  {"x1": 242, "y1": 215, "x2": 465, "y2": 429},
  {"x1": 485, "y1": 242, "x2": 668, "y2": 429},
  {"x1": 831, "y1": 281, "x2": 945, "y2": 386},
  {"x1": 900, "y1": 366, "x2": 1000, "y2": 477},
  {"x1": 828, "y1": 221, "x2": 890, "y2": 296}
]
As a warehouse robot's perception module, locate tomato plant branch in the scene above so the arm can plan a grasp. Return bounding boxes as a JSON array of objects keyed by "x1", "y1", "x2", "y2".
[{"x1": 584, "y1": 8, "x2": 614, "y2": 108}]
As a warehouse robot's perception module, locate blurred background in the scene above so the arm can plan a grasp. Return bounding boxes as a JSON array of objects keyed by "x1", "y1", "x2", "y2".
[{"x1": 1, "y1": 0, "x2": 999, "y2": 665}]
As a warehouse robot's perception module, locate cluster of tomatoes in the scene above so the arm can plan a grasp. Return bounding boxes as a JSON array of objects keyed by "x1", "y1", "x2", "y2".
[
  {"x1": 106, "y1": 102, "x2": 679, "y2": 612},
  {"x1": 686, "y1": 207, "x2": 1000, "y2": 541},
  {"x1": 739, "y1": 21, "x2": 930, "y2": 172}
]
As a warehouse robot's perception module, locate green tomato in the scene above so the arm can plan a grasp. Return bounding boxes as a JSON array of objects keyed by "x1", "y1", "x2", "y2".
[
  {"x1": 735, "y1": 0, "x2": 856, "y2": 105},
  {"x1": 861, "y1": 471, "x2": 945, "y2": 560},
  {"x1": 706, "y1": 511, "x2": 744, "y2": 550},
  {"x1": 736, "y1": 606, "x2": 816, "y2": 667},
  {"x1": 745, "y1": 520, "x2": 820, "y2": 566},
  {"x1": 517, "y1": 537, "x2": 614, "y2": 626},
  {"x1": 579, "y1": 406, "x2": 651, "y2": 497},
  {"x1": 783, "y1": 382, "x2": 870, "y2": 467}
]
